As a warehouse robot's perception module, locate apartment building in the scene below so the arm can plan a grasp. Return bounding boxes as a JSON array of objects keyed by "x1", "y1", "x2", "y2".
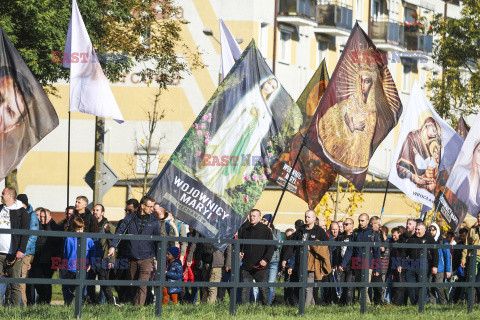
[{"x1": 7, "y1": 0, "x2": 468, "y2": 228}]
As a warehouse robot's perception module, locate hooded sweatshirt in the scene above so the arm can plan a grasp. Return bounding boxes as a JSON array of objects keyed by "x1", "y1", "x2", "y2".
[
  {"x1": 0, "y1": 200, "x2": 25, "y2": 254},
  {"x1": 431, "y1": 223, "x2": 451, "y2": 273}
]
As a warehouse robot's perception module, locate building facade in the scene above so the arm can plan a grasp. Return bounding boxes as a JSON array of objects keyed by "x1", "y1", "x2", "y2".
[{"x1": 7, "y1": 0, "x2": 471, "y2": 228}]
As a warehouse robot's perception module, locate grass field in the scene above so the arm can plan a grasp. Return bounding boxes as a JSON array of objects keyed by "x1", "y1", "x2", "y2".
[
  {"x1": 0, "y1": 302, "x2": 479, "y2": 319},
  {"x1": 4, "y1": 275, "x2": 477, "y2": 319}
]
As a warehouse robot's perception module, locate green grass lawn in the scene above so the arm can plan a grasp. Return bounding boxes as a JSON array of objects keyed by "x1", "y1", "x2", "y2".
[
  {"x1": 0, "y1": 302, "x2": 479, "y2": 319},
  {"x1": 7, "y1": 279, "x2": 478, "y2": 319}
]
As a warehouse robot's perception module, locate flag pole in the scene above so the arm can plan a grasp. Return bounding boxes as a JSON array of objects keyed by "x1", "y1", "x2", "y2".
[
  {"x1": 429, "y1": 188, "x2": 446, "y2": 226},
  {"x1": 67, "y1": 111, "x2": 71, "y2": 208},
  {"x1": 379, "y1": 180, "x2": 390, "y2": 224},
  {"x1": 271, "y1": 141, "x2": 305, "y2": 224},
  {"x1": 333, "y1": 175, "x2": 341, "y2": 222}
]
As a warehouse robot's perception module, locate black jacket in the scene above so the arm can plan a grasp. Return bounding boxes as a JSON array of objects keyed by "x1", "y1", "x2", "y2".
[
  {"x1": 401, "y1": 232, "x2": 439, "y2": 268},
  {"x1": 110, "y1": 213, "x2": 162, "y2": 260},
  {"x1": 341, "y1": 226, "x2": 381, "y2": 273},
  {"x1": 34, "y1": 220, "x2": 63, "y2": 264},
  {"x1": 238, "y1": 222, "x2": 274, "y2": 270},
  {"x1": 71, "y1": 208, "x2": 93, "y2": 232},
  {"x1": 285, "y1": 225, "x2": 329, "y2": 267},
  {"x1": 0, "y1": 204, "x2": 30, "y2": 254}
]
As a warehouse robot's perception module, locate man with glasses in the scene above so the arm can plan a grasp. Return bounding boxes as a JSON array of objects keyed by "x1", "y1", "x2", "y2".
[
  {"x1": 338, "y1": 218, "x2": 355, "y2": 305},
  {"x1": 108, "y1": 196, "x2": 161, "y2": 305}
]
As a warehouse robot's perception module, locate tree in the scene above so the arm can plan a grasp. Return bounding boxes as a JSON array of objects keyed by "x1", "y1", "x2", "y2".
[
  {"x1": 125, "y1": 89, "x2": 167, "y2": 197},
  {"x1": 0, "y1": 0, "x2": 203, "y2": 188},
  {"x1": 314, "y1": 179, "x2": 365, "y2": 227},
  {"x1": 427, "y1": 0, "x2": 480, "y2": 123}
]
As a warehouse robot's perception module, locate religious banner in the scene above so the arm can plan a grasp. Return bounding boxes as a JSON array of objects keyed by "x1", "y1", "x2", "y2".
[
  {"x1": 389, "y1": 80, "x2": 463, "y2": 208},
  {"x1": 148, "y1": 40, "x2": 302, "y2": 241},
  {"x1": 437, "y1": 110, "x2": 480, "y2": 231},
  {"x1": 456, "y1": 116, "x2": 470, "y2": 141},
  {"x1": 0, "y1": 28, "x2": 59, "y2": 180},
  {"x1": 269, "y1": 60, "x2": 337, "y2": 208},
  {"x1": 304, "y1": 23, "x2": 402, "y2": 189}
]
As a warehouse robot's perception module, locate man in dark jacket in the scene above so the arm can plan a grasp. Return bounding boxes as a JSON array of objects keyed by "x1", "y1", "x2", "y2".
[
  {"x1": 398, "y1": 222, "x2": 439, "y2": 305},
  {"x1": 238, "y1": 209, "x2": 274, "y2": 305},
  {"x1": 87, "y1": 204, "x2": 117, "y2": 304},
  {"x1": 286, "y1": 210, "x2": 330, "y2": 306},
  {"x1": 391, "y1": 218, "x2": 417, "y2": 305},
  {"x1": 108, "y1": 195, "x2": 161, "y2": 305},
  {"x1": 72, "y1": 195, "x2": 93, "y2": 232},
  {"x1": 31, "y1": 208, "x2": 62, "y2": 304},
  {"x1": 0, "y1": 187, "x2": 30, "y2": 307},
  {"x1": 340, "y1": 213, "x2": 381, "y2": 305},
  {"x1": 337, "y1": 218, "x2": 355, "y2": 305}
]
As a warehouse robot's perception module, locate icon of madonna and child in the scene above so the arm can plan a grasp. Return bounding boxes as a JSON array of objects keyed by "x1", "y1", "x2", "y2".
[{"x1": 194, "y1": 77, "x2": 298, "y2": 203}]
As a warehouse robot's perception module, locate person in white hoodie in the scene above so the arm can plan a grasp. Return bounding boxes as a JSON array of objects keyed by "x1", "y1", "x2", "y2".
[
  {"x1": 428, "y1": 223, "x2": 451, "y2": 305},
  {"x1": 0, "y1": 187, "x2": 30, "y2": 307}
]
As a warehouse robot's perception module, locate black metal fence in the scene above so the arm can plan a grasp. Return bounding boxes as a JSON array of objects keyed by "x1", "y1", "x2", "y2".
[{"x1": 0, "y1": 228, "x2": 479, "y2": 319}]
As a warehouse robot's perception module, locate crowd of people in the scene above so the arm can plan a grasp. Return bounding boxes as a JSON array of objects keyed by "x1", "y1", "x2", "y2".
[{"x1": 1, "y1": 186, "x2": 480, "y2": 308}]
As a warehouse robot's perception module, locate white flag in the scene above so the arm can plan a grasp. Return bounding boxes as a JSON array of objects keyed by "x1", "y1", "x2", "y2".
[
  {"x1": 63, "y1": 0, "x2": 124, "y2": 123},
  {"x1": 388, "y1": 80, "x2": 462, "y2": 207},
  {"x1": 219, "y1": 19, "x2": 242, "y2": 79}
]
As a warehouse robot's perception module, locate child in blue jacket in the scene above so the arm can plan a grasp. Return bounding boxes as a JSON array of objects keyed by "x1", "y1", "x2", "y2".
[
  {"x1": 62, "y1": 216, "x2": 96, "y2": 306},
  {"x1": 163, "y1": 247, "x2": 183, "y2": 305}
]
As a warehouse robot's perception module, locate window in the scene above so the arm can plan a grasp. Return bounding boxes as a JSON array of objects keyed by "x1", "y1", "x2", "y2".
[
  {"x1": 279, "y1": 30, "x2": 292, "y2": 64},
  {"x1": 372, "y1": 0, "x2": 380, "y2": 21},
  {"x1": 317, "y1": 40, "x2": 328, "y2": 66},
  {"x1": 259, "y1": 22, "x2": 269, "y2": 58},
  {"x1": 404, "y1": 7, "x2": 416, "y2": 23},
  {"x1": 356, "y1": 0, "x2": 363, "y2": 21},
  {"x1": 403, "y1": 64, "x2": 412, "y2": 92}
]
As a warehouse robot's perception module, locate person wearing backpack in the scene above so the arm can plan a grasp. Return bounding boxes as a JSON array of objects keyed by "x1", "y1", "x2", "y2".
[{"x1": 186, "y1": 232, "x2": 232, "y2": 303}]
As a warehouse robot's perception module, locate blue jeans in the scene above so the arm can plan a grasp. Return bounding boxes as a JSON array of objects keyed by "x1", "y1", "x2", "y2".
[{"x1": 268, "y1": 262, "x2": 278, "y2": 304}]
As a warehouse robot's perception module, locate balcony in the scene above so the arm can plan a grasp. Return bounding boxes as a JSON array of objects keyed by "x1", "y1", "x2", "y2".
[
  {"x1": 404, "y1": 28, "x2": 433, "y2": 53},
  {"x1": 278, "y1": 0, "x2": 318, "y2": 27},
  {"x1": 314, "y1": 1, "x2": 353, "y2": 37},
  {"x1": 371, "y1": 19, "x2": 404, "y2": 52}
]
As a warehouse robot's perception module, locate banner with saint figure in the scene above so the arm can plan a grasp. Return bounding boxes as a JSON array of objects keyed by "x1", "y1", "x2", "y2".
[
  {"x1": 0, "y1": 28, "x2": 59, "y2": 180},
  {"x1": 304, "y1": 23, "x2": 402, "y2": 189},
  {"x1": 436, "y1": 110, "x2": 480, "y2": 231},
  {"x1": 389, "y1": 80, "x2": 463, "y2": 208},
  {"x1": 269, "y1": 60, "x2": 337, "y2": 208},
  {"x1": 148, "y1": 40, "x2": 302, "y2": 242}
]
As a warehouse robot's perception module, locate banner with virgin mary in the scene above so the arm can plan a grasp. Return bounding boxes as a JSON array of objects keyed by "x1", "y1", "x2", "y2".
[
  {"x1": 148, "y1": 40, "x2": 302, "y2": 241},
  {"x1": 437, "y1": 110, "x2": 480, "y2": 231},
  {"x1": 304, "y1": 23, "x2": 402, "y2": 189},
  {"x1": 388, "y1": 80, "x2": 463, "y2": 208},
  {"x1": 269, "y1": 60, "x2": 337, "y2": 208},
  {"x1": 0, "y1": 28, "x2": 59, "y2": 180}
]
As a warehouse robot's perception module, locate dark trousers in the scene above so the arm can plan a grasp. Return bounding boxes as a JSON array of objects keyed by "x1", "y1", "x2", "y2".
[
  {"x1": 284, "y1": 271, "x2": 297, "y2": 305},
  {"x1": 390, "y1": 270, "x2": 406, "y2": 306},
  {"x1": 338, "y1": 267, "x2": 355, "y2": 305},
  {"x1": 217, "y1": 270, "x2": 231, "y2": 301},
  {"x1": 87, "y1": 267, "x2": 115, "y2": 304},
  {"x1": 114, "y1": 267, "x2": 130, "y2": 303},
  {"x1": 129, "y1": 258, "x2": 153, "y2": 305},
  {"x1": 30, "y1": 262, "x2": 55, "y2": 304},
  {"x1": 241, "y1": 267, "x2": 269, "y2": 305},
  {"x1": 405, "y1": 268, "x2": 431, "y2": 305}
]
